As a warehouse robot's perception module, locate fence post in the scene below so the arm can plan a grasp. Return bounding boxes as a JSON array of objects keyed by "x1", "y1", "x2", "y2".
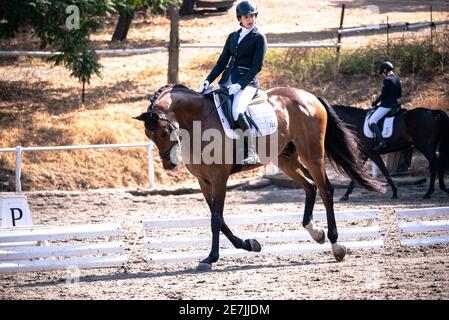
[
  {"x1": 336, "y1": 3, "x2": 346, "y2": 66},
  {"x1": 147, "y1": 143, "x2": 155, "y2": 190},
  {"x1": 15, "y1": 146, "x2": 22, "y2": 192},
  {"x1": 386, "y1": 16, "x2": 390, "y2": 49},
  {"x1": 430, "y1": 6, "x2": 434, "y2": 46}
]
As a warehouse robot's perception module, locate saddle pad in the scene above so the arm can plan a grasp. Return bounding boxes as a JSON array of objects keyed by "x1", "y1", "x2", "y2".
[
  {"x1": 213, "y1": 93, "x2": 278, "y2": 139},
  {"x1": 363, "y1": 113, "x2": 394, "y2": 138}
]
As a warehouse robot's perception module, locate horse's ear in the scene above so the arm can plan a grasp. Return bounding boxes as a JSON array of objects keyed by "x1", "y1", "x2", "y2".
[
  {"x1": 133, "y1": 112, "x2": 159, "y2": 121},
  {"x1": 133, "y1": 113, "x2": 148, "y2": 121}
]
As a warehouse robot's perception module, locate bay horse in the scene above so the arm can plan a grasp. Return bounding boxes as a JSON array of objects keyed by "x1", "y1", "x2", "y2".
[
  {"x1": 135, "y1": 84, "x2": 384, "y2": 271},
  {"x1": 329, "y1": 103, "x2": 449, "y2": 200}
]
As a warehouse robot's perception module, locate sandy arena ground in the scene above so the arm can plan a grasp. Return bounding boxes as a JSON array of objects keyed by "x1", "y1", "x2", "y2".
[
  {"x1": 0, "y1": 180, "x2": 448, "y2": 300},
  {"x1": 1, "y1": 0, "x2": 448, "y2": 301}
]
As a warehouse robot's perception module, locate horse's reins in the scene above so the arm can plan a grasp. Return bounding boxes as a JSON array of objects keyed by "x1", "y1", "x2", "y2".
[{"x1": 201, "y1": 89, "x2": 232, "y2": 121}]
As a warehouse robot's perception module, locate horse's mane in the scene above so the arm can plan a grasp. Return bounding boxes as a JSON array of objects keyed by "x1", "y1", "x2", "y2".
[
  {"x1": 148, "y1": 84, "x2": 200, "y2": 110},
  {"x1": 331, "y1": 104, "x2": 368, "y2": 115}
]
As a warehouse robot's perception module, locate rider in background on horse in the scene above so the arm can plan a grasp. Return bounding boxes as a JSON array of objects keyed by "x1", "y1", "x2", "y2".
[
  {"x1": 369, "y1": 61, "x2": 402, "y2": 152},
  {"x1": 198, "y1": 0, "x2": 268, "y2": 165}
]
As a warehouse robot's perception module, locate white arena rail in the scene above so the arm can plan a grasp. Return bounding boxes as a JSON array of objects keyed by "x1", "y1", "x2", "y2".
[
  {"x1": 0, "y1": 143, "x2": 154, "y2": 191},
  {"x1": 0, "y1": 223, "x2": 127, "y2": 273},
  {"x1": 395, "y1": 207, "x2": 449, "y2": 247},
  {"x1": 143, "y1": 209, "x2": 383, "y2": 264}
]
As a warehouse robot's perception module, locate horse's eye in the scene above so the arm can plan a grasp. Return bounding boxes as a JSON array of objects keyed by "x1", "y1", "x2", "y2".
[{"x1": 160, "y1": 130, "x2": 168, "y2": 138}]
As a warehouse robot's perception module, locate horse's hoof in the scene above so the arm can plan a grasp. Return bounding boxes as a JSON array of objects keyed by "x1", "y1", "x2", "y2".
[
  {"x1": 197, "y1": 262, "x2": 212, "y2": 272},
  {"x1": 248, "y1": 239, "x2": 262, "y2": 252},
  {"x1": 316, "y1": 229, "x2": 325, "y2": 244},
  {"x1": 391, "y1": 194, "x2": 398, "y2": 199},
  {"x1": 339, "y1": 195, "x2": 349, "y2": 201},
  {"x1": 423, "y1": 194, "x2": 431, "y2": 199},
  {"x1": 331, "y1": 243, "x2": 346, "y2": 262}
]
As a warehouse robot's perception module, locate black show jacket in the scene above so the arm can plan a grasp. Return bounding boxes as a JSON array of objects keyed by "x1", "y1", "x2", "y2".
[{"x1": 206, "y1": 26, "x2": 267, "y2": 89}]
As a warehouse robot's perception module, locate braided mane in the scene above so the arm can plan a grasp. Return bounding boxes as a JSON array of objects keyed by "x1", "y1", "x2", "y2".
[{"x1": 147, "y1": 84, "x2": 200, "y2": 111}]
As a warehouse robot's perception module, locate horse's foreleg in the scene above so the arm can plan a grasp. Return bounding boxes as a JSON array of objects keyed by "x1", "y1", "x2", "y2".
[
  {"x1": 277, "y1": 154, "x2": 324, "y2": 244},
  {"x1": 220, "y1": 223, "x2": 262, "y2": 252},
  {"x1": 197, "y1": 179, "x2": 227, "y2": 271},
  {"x1": 340, "y1": 154, "x2": 369, "y2": 201},
  {"x1": 340, "y1": 180, "x2": 355, "y2": 201},
  {"x1": 369, "y1": 153, "x2": 398, "y2": 199},
  {"x1": 197, "y1": 178, "x2": 261, "y2": 271}
]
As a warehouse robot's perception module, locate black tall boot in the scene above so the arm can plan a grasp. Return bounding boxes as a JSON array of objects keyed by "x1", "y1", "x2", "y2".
[
  {"x1": 236, "y1": 114, "x2": 261, "y2": 165},
  {"x1": 369, "y1": 123, "x2": 387, "y2": 152}
]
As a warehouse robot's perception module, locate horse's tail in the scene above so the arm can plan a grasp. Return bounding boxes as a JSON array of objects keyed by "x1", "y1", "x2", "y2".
[
  {"x1": 435, "y1": 110, "x2": 449, "y2": 171},
  {"x1": 317, "y1": 97, "x2": 385, "y2": 193}
]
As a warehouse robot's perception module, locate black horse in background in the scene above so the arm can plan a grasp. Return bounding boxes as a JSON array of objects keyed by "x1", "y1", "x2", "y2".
[{"x1": 327, "y1": 102, "x2": 449, "y2": 199}]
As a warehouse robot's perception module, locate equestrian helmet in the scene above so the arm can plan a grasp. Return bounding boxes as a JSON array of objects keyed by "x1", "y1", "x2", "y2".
[
  {"x1": 236, "y1": 1, "x2": 258, "y2": 19},
  {"x1": 378, "y1": 61, "x2": 394, "y2": 74}
]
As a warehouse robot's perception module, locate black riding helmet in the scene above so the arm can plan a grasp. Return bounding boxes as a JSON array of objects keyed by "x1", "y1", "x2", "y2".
[
  {"x1": 379, "y1": 61, "x2": 394, "y2": 75},
  {"x1": 236, "y1": 0, "x2": 258, "y2": 19}
]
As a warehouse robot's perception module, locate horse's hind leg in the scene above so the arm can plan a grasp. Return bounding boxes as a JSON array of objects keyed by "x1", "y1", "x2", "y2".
[
  {"x1": 416, "y1": 146, "x2": 438, "y2": 198},
  {"x1": 277, "y1": 154, "x2": 325, "y2": 244},
  {"x1": 437, "y1": 157, "x2": 449, "y2": 194},
  {"x1": 305, "y1": 158, "x2": 346, "y2": 261}
]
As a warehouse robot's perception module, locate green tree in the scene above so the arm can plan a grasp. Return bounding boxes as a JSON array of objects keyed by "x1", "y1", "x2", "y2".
[{"x1": 0, "y1": 0, "x2": 117, "y2": 103}]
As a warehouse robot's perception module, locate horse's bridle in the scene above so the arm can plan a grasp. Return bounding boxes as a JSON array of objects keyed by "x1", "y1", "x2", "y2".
[{"x1": 147, "y1": 111, "x2": 180, "y2": 161}]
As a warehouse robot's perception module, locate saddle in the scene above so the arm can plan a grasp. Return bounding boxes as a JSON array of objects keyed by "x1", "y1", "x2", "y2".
[
  {"x1": 364, "y1": 105, "x2": 405, "y2": 138},
  {"x1": 211, "y1": 85, "x2": 268, "y2": 130},
  {"x1": 204, "y1": 85, "x2": 277, "y2": 140}
]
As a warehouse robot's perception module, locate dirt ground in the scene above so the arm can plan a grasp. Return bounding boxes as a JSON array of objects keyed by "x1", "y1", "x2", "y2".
[
  {"x1": 0, "y1": 179, "x2": 448, "y2": 300},
  {"x1": 1, "y1": 0, "x2": 449, "y2": 300}
]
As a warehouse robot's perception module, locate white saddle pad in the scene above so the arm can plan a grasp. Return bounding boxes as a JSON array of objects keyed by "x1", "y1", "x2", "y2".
[
  {"x1": 213, "y1": 92, "x2": 278, "y2": 139},
  {"x1": 363, "y1": 113, "x2": 394, "y2": 138}
]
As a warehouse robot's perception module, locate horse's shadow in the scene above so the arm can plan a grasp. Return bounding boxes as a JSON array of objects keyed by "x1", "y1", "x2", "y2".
[{"x1": 8, "y1": 258, "x2": 339, "y2": 289}]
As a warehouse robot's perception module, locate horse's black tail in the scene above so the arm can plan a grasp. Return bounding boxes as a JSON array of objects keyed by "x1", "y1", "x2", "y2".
[
  {"x1": 435, "y1": 110, "x2": 449, "y2": 172},
  {"x1": 317, "y1": 97, "x2": 385, "y2": 193}
]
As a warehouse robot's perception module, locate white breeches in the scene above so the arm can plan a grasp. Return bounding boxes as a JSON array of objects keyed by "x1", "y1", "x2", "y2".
[
  {"x1": 368, "y1": 106, "x2": 391, "y2": 125},
  {"x1": 232, "y1": 85, "x2": 258, "y2": 121}
]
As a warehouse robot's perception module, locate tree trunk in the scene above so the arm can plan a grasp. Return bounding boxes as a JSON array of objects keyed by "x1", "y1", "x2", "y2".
[
  {"x1": 168, "y1": 5, "x2": 180, "y2": 84},
  {"x1": 112, "y1": 10, "x2": 134, "y2": 42},
  {"x1": 81, "y1": 80, "x2": 85, "y2": 104},
  {"x1": 179, "y1": 0, "x2": 195, "y2": 15}
]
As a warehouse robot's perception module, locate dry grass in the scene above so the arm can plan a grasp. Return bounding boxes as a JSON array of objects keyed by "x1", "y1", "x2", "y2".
[{"x1": 1, "y1": 0, "x2": 448, "y2": 191}]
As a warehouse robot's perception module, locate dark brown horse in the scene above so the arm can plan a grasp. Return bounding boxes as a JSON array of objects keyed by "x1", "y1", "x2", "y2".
[
  {"x1": 330, "y1": 104, "x2": 449, "y2": 200},
  {"x1": 135, "y1": 84, "x2": 384, "y2": 270}
]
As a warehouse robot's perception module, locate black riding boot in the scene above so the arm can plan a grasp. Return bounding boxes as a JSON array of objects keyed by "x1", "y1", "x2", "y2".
[
  {"x1": 369, "y1": 123, "x2": 387, "y2": 152},
  {"x1": 236, "y1": 114, "x2": 261, "y2": 165}
]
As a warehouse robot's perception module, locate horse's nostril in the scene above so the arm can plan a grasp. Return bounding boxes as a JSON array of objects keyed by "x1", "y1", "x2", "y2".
[{"x1": 169, "y1": 163, "x2": 177, "y2": 170}]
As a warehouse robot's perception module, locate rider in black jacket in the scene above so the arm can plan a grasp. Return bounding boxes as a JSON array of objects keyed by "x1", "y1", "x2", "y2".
[
  {"x1": 199, "y1": 0, "x2": 267, "y2": 165},
  {"x1": 369, "y1": 61, "x2": 402, "y2": 151}
]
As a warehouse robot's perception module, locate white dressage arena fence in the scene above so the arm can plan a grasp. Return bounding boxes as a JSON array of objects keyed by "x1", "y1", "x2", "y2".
[
  {"x1": 395, "y1": 207, "x2": 449, "y2": 247},
  {"x1": 143, "y1": 209, "x2": 383, "y2": 264},
  {"x1": 0, "y1": 223, "x2": 127, "y2": 273},
  {"x1": 0, "y1": 142, "x2": 155, "y2": 192}
]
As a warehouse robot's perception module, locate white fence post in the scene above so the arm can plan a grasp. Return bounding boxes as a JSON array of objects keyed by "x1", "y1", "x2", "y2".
[
  {"x1": 371, "y1": 161, "x2": 378, "y2": 179},
  {"x1": 148, "y1": 143, "x2": 155, "y2": 190},
  {"x1": 15, "y1": 146, "x2": 22, "y2": 192}
]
